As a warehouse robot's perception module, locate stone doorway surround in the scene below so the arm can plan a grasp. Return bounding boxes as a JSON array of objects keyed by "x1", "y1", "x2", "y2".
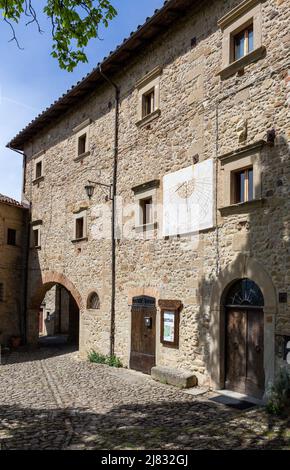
[
  {"x1": 28, "y1": 271, "x2": 84, "y2": 346},
  {"x1": 209, "y1": 254, "x2": 277, "y2": 401}
]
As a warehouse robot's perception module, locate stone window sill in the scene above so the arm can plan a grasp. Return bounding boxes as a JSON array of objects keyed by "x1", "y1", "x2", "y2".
[
  {"x1": 71, "y1": 237, "x2": 88, "y2": 243},
  {"x1": 219, "y1": 198, "x2": 265, "y2": 214},
  {"x1": 74, "y1": 151, "x2": 90, "y2": 162},
  {"x1": 33, "y1": 176, "x2": 44, "y2": 185},
  {"x1": 134, "y1": 222, "x2": 157, "y2": 233},
  {"x1": 218, "y1": 46, "x2": 266, "y2": 80},
  {"x1": 136, "y1": 109, "x2": 161, "y2": 128}
]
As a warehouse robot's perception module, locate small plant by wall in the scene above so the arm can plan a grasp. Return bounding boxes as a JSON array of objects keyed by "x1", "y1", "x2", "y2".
[
  {"x1": 88, "y1": 350, "x2": 123, "y2": 368},
  {"x1": 266, "y1": 367, "x2": 290, "y2": 416}
]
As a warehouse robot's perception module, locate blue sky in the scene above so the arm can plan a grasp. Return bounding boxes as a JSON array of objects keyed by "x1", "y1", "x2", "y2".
[{"x1": 0, "y1": 0, "x2": 165, "y2": 201}]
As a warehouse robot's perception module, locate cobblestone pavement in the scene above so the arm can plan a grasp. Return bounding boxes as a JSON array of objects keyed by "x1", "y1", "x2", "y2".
[{"x1": 0, "y1": 346, "x2": 289, "y2": 450}]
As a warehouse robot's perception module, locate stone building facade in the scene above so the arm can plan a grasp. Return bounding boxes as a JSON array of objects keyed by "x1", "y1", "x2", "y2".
[
  {"x1": 0, "y1": 195, "x2": 28, "y2": 346},
  {"x1": 8, "y1": 0, "x2": 290, "y2": 399}
]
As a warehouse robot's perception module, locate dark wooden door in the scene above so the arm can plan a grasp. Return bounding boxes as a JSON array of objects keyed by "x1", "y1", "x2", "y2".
[
  {"x1": 130, "y1": 299, "x2": 156, "y2": 375},
  {"x1": 225, "y1": 308, "x2": 264, "y2": 399}
]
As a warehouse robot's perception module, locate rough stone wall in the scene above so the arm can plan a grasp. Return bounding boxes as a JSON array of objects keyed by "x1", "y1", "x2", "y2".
[
  {"x1": 23, "y1": 0, "x2": 290, "y2": 384},
  {"x1": 0, "y1": 203, "x2": 27, "y2": 345}
]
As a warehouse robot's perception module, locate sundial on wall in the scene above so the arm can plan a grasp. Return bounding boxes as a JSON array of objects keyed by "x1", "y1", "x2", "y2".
[{"x1": 163, "y1": 160, "x2": 214, "y2": 236}]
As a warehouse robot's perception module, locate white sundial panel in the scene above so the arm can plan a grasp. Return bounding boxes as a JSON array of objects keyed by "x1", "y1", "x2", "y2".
[{"x1": 163, "y1": 160, "x2": 214, "y2": 236}]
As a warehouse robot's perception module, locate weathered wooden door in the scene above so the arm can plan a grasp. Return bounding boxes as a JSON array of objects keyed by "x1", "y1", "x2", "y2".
[
  {"x1": 225, "y1": 308, "x2": 264, "y2": 398},
  {"x1": 130, "y1": 296, "x2": 156, "y2": 374}
]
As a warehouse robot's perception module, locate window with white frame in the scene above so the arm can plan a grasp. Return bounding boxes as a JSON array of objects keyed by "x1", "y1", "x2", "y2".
[
  {"x1": 73, "y1": 210, "x2": 87, "y2": 241},
  {"x1": 73, "y1": 119, "x2": 91, "y2": 160},
  {"x1": 136, "y1": 67, "x2": 162, "y2": 126}
]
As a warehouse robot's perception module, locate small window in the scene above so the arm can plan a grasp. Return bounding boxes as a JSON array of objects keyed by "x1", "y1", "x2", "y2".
[
  {"x1": 7, "y1": 228, "x2": 17, "y2": 246},
  {"x1": 142, "y1": 89, "x2": 155, "y2": 118},
  {"x1": 75, "y1": 217, "x2": 84, "y2": 240},
  {"x1": 233, "y1": 167, "x2": 253, "y2": 203},
  {"x1": 233, "y1": 24, "x2": 253, "y2": 62},
  {"x1": 140, "y1": 197, "x2": 153, "y2": 225},
  {"x1": 0, "y1": 283, "x2": 4, "y2": 302},
  {"x1": 35, "y1": 161, "x2": 43, "y2": 179},
  {"x1": 78, "y1": 134, "x2": 87, "y2": 157},
  {"x1": 87, "y1": 292, "x2": 100, "y2": 310},
  {"x1": 33, "y1": 227, "x2": 41, "y2": 247}
]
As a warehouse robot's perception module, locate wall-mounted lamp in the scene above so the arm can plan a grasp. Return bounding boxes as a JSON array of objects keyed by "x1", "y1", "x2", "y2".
[
  {"x1": 85, "y1": 180, "x2": 113, "y2": 201},
  {"x1": 85, "y1": 184, "x2": 95, "y2": 199}
]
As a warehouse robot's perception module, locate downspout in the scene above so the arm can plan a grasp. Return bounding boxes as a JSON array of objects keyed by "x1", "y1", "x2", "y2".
[
  {"x1": 99, "y1": 65, "x2": 120, "y2": 357},
  {"x1": 7, "y1": 145, "x2": 30, "y2": 344}
]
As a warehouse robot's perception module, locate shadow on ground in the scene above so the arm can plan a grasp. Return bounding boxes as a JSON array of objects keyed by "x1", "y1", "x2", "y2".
[{"x1": 0, "y1": 399, "x2": 289, "y2": 450}]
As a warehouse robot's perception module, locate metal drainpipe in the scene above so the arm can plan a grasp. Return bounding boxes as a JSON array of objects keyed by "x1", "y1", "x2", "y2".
[
  {"x1": 99, "y1": 65, "x2": 120, "y2": 357},
  {"x1": 7, "y1": 145, "x2": 30, "y2": 344}
]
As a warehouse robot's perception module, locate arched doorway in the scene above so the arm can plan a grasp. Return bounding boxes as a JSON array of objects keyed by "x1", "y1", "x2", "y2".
[
  {"x1": 28, "y1": 271, "x2": 83, "y2": 349},
  {"x1": 224, "y1": 278, "x2": 265, "y2": 399},
  {"x1": 38, "y1": 284, "x2": 80, "y2": 349}
]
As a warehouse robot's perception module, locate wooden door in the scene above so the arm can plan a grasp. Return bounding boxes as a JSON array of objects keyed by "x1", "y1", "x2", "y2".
[
  {"x1": 225, "y1": 308, "x2": 264, "y2": 398},
  {"x1": 130, "y1": 298, "x2": 156, "y2": 375}
]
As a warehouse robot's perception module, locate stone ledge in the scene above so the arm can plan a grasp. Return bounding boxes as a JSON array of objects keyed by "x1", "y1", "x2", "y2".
[
  {"x1": 151, "y1": 366, "x2": 198, "y2": 389},
  {"x1": 218, "y1": 46, "x2": 266, "y2": 80}
]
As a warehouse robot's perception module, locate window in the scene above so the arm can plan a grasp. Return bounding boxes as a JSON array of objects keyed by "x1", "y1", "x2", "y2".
[
  {"x1": 140, "y1": 197, "x2": 153, "y2": 225},
  {"x1": 233, "y1": 24, "x2": 253, "y2": 61},
  {"x1": 73, "y1": 210, "x2": 87, "y2": 241},
  {"x1": 32, "y1": 227, "x2": 41, "y2": 248},
  {"x1": 132, "y1": 180, "x2": 159, "y2": 234},
  {"x1": 142, "y1": 89, "x2": 155, "y2": 118},
  {"x1": 35, "y1": 161, "x2": 43, "y2": 179},
  {"x1": 218, "y1": 141, "x2": 262, "y2": 210},
  {"x1": 218, "y1": 0, "x2": 265, "y2": 80},
  {"x1": 0, "y1": 283, "x2": 4, "y2": 302},
  {"x1": 75, "y1": 217, "x2": 84, "y2": 239},
  {"x1": 7, "y1": 228, "x2": 17, "y2": 246},
  {"x1": 73, "y1": 119, "x2": 91, "y2": 160},
  {"x1": 233, "y1": 167, "x2": 253, "y2": 203},
  {"x1": 87, "y1": 292, "x2": 100, "y2": 310},
  {"x1": 78, "y1": 134, "x2": 87, "y2": 157},
  {"x1": 136, "y1": 66, "x2": 162, "y2": 126}
]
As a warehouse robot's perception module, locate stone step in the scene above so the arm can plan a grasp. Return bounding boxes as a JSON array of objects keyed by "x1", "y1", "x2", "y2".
[{"x1": 151, "y1": 366, "x2": 198, "y2": 389}]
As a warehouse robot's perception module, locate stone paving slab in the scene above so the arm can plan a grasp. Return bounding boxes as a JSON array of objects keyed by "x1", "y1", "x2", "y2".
[{"x1": 0, "y1": 346, "x2": 289, "y2": 450}]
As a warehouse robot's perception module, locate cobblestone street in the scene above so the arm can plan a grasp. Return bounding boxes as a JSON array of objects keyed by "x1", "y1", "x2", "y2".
[{"x1": 0, "y1": 346, "x2": 289, "y2": 450}]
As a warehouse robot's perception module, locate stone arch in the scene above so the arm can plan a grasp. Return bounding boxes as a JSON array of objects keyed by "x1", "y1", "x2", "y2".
[
  {"x1": 27, "y1": 271, "x2": 84, "y2": 345},
  {"x1": 209, "y1": 254, "x2": 277, "y2": 399},
  {"x1": 30, "y1": 271, "x2": 84, "y2": 311}
]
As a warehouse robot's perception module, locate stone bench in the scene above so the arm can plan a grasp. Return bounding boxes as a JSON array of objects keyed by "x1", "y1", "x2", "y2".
[{"x1": 151, "y1": 366, "x2": 198, "y2": 389}]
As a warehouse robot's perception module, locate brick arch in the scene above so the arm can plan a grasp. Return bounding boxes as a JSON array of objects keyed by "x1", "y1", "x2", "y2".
[{"x1": 30, "y1": 271, "x2": 84, "y2": 311}]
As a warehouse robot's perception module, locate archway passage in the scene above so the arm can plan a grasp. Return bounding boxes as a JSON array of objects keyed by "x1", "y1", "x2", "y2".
[
  {"x1": 224, "y1": 279, "x2": 265, "y2": 399},
  {"x1": 37, "y1": 283, "x2": 80, "y2": 350}
]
